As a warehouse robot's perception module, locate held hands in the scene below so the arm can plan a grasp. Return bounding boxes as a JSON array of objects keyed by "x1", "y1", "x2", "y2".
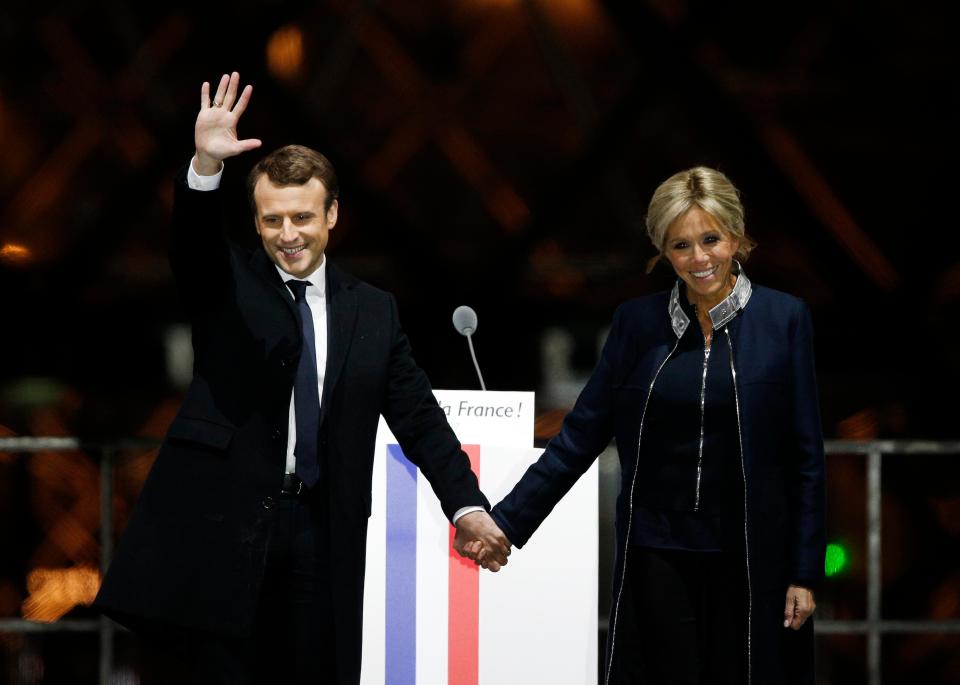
[
  {"x1": 194, "y1": 72, "x2": 262, "y2": 175},
  {"x1": 453, "y1": 511, "x2": 512, "y2": 572},
  {"x1": 784, "y1": 584, "x2": 816, "y2": 630}
]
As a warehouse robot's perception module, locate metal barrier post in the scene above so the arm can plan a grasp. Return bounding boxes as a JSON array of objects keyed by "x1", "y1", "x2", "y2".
[
  {"x1": 866, "y1": 448, "x2": 882, "y2": 685},
  {"x1": 99, "y1": 447, "x2": 115, "y2": 685}
]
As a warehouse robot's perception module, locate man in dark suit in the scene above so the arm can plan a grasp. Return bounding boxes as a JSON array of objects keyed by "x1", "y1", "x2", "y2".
[{"x1": 95, "y1": 72, "x2": 511, "y2": 684}]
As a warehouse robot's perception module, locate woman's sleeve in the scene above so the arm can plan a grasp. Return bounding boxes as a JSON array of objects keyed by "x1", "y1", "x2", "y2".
[
  {"x1": 491, "y1": 305, "x2": 625, "y2": 548},
  {"x1": 786, "y1": 301, "x2": 827, "y2": 587}
]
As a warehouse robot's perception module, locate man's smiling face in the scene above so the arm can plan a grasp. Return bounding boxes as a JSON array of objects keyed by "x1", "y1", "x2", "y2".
[{"x1": 253, "y1": 176, "x2": 338, "y2": 278}]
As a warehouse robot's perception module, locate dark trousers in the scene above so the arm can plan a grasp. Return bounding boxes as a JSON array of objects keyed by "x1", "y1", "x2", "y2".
[
  {"x1": 609, "y1": 546, "x2": 747, "y2": 685},
  {"x1": 141, "y1": 493, "x2": 335, "y2": 684}
]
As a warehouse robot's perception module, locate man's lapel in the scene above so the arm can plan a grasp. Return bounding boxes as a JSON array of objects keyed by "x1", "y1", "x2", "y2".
[
  {"x1": 246, "y1": 249, "x2": 301, "y2": 363},
  {"x1": 321, "y1": 262, "x2": 358, "y2": 426},
  {"x1": 249, "y1": 248, "x2": 299, "y2": 321},
  {"x1": 250, "y1": 250, "x2": 357, "y2": 426}
]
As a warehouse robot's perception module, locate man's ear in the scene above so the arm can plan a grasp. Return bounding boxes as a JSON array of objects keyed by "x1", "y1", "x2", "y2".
[
  {"x1": 251, "y1": 201, "x2": 262, "y2": 236},
  {"x1": 327, "y1": 199, "x2": 339, "y2": 230}
]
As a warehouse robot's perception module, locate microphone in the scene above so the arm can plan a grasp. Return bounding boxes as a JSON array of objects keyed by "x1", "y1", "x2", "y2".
[{"x1": 452, "y1": 305, "x2": 487, "y2": 391}]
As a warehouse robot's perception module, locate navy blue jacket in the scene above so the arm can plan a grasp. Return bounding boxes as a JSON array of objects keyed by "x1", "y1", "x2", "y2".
[{"x1": 492, "y1": 281, "x2": 825, "y2": 684}]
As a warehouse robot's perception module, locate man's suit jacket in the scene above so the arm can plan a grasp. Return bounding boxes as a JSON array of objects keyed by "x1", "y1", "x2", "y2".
[{"x1": 95, "y1": 168, "x2": 488, "y2": 684}]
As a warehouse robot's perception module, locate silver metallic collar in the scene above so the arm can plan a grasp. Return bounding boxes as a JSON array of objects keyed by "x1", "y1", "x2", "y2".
[{"x1": 668, "y1": 263, "x2": 753, "y2": 338}]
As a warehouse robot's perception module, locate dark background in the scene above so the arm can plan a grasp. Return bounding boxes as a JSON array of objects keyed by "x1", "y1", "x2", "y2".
[{"x1": 0, "y1": 1, "x2": 957, "y2": 682}]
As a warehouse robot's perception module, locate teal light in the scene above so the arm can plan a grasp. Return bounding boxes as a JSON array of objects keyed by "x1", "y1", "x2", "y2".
[{"x1": 825, "y1": 542, "x2": 849, "y2": 577}]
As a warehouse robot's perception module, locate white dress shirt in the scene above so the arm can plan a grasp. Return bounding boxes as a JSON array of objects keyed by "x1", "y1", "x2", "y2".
[{"x1": 277, "y1": 263, "x2": 327, "y2": 475}]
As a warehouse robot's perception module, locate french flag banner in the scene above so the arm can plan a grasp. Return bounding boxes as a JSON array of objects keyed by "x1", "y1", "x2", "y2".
[{"x1": 362, "y1": 391, "x2": 598, "y2": 685}]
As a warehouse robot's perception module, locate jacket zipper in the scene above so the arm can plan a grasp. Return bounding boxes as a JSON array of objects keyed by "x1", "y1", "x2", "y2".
[
  {"x1": 693, "y1": 341, "x2": 711, "y2": 512},
  {"x1": 604, "y1": 338, "x2": 680, "y2": 685},
  {"x1": 725, "y1": 326, "x2": 752, "y2": 685},
  {"x1": 604, "y1": 330, "x2": 753, "y2": 685}
]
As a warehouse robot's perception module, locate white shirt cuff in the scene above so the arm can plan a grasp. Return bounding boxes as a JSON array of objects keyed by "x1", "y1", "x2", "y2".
[
  {"x1": 452, "y1": 506, "x2": 486, "y2": 525},
  {"x1": 187, "y1": 156, "x2": 223, "y2": 191}
]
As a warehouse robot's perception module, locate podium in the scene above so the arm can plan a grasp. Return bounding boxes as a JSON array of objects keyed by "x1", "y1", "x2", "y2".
[{"x1": 361, "y1": 390, "x2": 598, "y2": 685}]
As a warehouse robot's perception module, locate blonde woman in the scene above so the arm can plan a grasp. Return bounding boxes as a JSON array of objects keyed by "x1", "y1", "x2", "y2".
[{"x1": 478, "y1": 167, "x2": 825, "y2": 684}]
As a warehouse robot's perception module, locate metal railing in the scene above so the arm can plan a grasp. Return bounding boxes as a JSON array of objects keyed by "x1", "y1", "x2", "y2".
[
  {"x1": 1, "y1": 437, "x2": 959, "y2": 684},
  {"x1": 0, "y1": 437, "x2": 159, "y2": 685},
  {"x1": 815, "y1": 440, "x2": 960, "y2": 685}
]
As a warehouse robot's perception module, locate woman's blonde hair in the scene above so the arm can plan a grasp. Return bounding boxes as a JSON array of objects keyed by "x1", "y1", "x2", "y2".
[{"x1": 645, "y1": 166, "x2": 756, "y2": 273}]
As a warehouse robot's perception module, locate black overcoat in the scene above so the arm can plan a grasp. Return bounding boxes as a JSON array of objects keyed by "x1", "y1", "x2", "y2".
[
  {"x1": 491, "y1": 281, "x2": 825, "y2": 684},
  {"x1": 95, "y1": 169, "x2": 487, "y2": 685}
]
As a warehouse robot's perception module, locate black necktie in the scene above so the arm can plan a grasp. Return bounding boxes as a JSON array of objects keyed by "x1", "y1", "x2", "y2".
[{"x1": 286, "y1": 280, "x2": 321, "y2": 487}]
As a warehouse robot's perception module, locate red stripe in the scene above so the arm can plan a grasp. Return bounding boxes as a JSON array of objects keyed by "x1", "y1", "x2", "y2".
[{"x1": 449, "y1": 444, "x2": 480, "y2": 685}]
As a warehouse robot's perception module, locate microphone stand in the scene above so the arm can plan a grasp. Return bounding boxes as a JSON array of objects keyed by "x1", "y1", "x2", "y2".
[{"x1": 465, "y1": 331, "x2": 486, "y2": 391}]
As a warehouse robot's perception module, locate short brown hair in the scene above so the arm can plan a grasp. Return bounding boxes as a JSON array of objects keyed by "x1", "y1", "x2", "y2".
[{"x1": 247, "y1": 145, "x2": 339, "y2": 213}]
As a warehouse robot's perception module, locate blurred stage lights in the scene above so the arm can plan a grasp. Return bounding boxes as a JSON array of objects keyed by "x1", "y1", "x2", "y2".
[
  {"x1": 22, "y1": 566, "x2": 101, "y2": 623},
  {"x1": 267, "y1": 24, "x2": 304, "y2": 80},
  {"x1": 825, "y1": 542, "x2": 849, "y2": 577},
  {"x1": 0, "y1": 242, "x2": 32, "y2": 264}
]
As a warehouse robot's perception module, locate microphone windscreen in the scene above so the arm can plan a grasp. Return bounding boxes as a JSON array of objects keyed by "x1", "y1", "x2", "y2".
[{"x1": 452, "y1": 305, "x2": 478, "y2": 336}]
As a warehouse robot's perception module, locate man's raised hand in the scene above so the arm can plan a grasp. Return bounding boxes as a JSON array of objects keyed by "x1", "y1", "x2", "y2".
[{"x1": 194, "y1": 72, "x2": 262, "y2": 175}]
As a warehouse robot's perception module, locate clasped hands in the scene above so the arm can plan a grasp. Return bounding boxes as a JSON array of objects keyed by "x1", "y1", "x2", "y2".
[{"x1": 453, "y1": 511, "x2": 512, "y2": 572}]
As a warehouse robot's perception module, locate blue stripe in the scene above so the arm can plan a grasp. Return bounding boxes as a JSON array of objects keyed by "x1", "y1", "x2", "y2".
[{"x1": 385, "y1": 443, "x2": 417, "y2": 684}]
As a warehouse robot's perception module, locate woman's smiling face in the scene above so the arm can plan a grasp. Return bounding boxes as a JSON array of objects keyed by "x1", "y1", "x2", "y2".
[{"x1": 663, "y1": 206, "x2": 741, "y2": 309}]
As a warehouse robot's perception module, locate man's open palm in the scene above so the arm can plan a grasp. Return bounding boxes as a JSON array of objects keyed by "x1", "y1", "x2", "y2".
[{"x1": 194, "y1": 72, "x2": 261, "y2": 174}]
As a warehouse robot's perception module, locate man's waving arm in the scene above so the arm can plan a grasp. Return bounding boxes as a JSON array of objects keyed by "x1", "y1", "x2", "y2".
[{"x1": 170, "y1": 73, "x2": 262, "y2": 315}]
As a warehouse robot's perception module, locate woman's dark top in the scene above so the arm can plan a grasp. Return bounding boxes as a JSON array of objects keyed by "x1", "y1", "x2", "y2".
[{"x1": 629, "y1": 292, "x2": 744, "y2": 552}]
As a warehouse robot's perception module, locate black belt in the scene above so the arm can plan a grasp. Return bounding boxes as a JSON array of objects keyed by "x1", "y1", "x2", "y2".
[{"x1": 281, "y1": 473, "x2": 306, "y2": 497}]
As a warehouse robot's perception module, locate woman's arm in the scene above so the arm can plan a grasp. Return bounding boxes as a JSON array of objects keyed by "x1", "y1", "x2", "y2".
[
  {"x1": 490, "y1": 305, "x2": 627, "y2": 548},
  {"x1": 785, "y1": 301, "x2": 827, "y2": 595}
]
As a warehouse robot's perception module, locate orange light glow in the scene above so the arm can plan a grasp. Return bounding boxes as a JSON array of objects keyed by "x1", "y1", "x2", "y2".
[
  {"x1": 836, "y1": 409, "x2": 879, "y2": 440},
  {"x1": 463, "y1": 0, "x2": 520, "y2": 8},
  {"x1": 267, "y1": 25, "x2": 304, "y2": 80},
  {"x1": 21, "y1": 566, "x2": 101, "y2": 623},
  {"x1": 0, "y1": 243, "x2": 31, "y2": 264},
  {"x1": 462, "y1": 0, "x2": 604, "y2": 27}
]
